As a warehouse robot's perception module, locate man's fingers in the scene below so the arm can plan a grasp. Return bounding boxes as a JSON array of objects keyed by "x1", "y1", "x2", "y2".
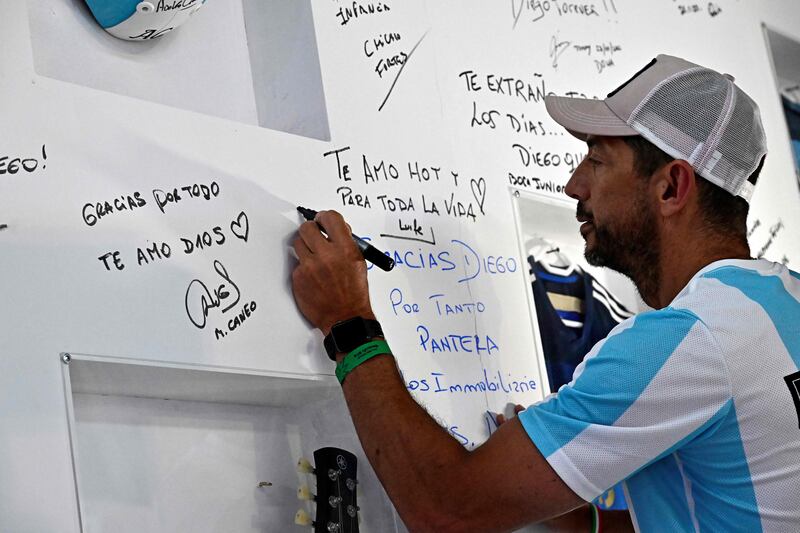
[
  {"x1": 293, "y1": 235, "x2": 313, "y2": 261},
  {"x1": 297, "y1": 220, "x2": 329, "y2": 252},
  {"x1": 315, "y1": 210, "x2": 352, "y2": 244},
  {"x1": 495, "y1": 404, "x2": 526, "y2": 426}
]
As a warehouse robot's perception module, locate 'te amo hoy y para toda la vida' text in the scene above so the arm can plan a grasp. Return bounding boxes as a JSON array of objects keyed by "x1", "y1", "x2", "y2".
[{"x1": 323, "y1": 146, "x2": 488, "y2": 224}]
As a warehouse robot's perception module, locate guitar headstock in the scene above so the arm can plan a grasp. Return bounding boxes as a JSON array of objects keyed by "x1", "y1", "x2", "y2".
[{"x1": 295, "y1": 447, "x2": 360, "y2": 533}]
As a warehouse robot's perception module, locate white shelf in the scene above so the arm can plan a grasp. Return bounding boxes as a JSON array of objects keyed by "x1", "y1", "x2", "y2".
[{"x1": 64, "y1": 353, "x2": 340, "y2": 408}]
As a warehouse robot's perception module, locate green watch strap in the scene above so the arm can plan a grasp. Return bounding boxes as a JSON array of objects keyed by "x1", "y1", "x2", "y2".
[{"x1": 335, "y1": 340, "x2": 392, "y2": 384}]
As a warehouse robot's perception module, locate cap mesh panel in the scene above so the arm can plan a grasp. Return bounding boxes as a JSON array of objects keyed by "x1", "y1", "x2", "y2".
[{"x1": 629, "y1": 69, "x2": 767, "y2": 200}]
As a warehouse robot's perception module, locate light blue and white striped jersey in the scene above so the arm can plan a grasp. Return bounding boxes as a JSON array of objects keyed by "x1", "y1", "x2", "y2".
[{"x1": 520, "y1": 259, "x2": 800, "y2": 532}]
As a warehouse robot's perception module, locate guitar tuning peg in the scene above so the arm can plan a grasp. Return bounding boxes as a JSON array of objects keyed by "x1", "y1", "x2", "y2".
[
  {"x1": 294, "y1": 509, "x2": 313, "y2": 527},
  {"x1": 297, "y1": 457, "x2": 315, "y2": 474},
  {"x1": 346, "y1": 504, "x2": 359, "y2": 518},
  {"x1": 297, "y1": 484, "x2": 315, "y2": 501},
  {"x1": 345, "y1": 478, "x2": 358, "y2": 491}
]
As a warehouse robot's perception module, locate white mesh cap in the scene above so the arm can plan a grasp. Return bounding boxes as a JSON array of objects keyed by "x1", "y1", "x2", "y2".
[{"x1": 546, "y1": 55, "x2": 768, "y2": 203}]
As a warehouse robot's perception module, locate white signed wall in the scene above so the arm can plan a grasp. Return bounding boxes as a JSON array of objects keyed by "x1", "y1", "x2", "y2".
[{"x1": 2, "y1": 0, "x2": 799, "y2": 531}]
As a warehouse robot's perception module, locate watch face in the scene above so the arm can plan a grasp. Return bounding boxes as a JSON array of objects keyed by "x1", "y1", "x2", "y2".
[
  {"x1": 85, "y1": 0, "x2": 208, "y2": 41},
  {"x1": 332, "y1": 318, "x2": 370, "y2": 353}
]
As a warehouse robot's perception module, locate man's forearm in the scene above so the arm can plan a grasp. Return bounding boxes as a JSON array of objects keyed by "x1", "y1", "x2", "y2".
[
  {"x1": 339, "y1": 352, "x2": 472, "y2": 531},
  {"x1": 337, "y1": 351, "x2": 584, "y2": 532}
]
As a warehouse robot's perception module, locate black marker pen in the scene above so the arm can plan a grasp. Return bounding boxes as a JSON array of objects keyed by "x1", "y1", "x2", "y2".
[{"x1": 297, "y1": 206, "x2": 396, "y2": 272}]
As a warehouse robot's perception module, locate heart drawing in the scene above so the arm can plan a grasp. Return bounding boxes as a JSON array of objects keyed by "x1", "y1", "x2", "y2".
[
  {"x1": 471, "y1": 177, "x2": 486, "y2": 215},
  {"x1": 231, "y1": 211, "x2": 249, "y2": 242}
]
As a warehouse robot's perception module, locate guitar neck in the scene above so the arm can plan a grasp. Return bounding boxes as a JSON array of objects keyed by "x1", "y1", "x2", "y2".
[{"x1": 295, "y1": 447, "x2": 359, "y2": 533}]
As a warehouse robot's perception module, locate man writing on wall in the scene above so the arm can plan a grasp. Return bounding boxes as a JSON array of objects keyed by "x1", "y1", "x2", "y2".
[{"x1": 290, "y1": 55, "x2": 800, "y2": 531}]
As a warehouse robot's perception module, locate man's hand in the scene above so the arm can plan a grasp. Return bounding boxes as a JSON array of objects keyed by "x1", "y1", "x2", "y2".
[
  {"x1": 291, "y1": 210, "x2": 375, "y2": 335},
  {"x1": 495, "y1": 404, "x2": 525, "y2": 426}
]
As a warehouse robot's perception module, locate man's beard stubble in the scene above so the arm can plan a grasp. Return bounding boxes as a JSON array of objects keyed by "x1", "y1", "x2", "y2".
[{"x1": 579, "y1": 195, "x2": 661, "y2": 304}]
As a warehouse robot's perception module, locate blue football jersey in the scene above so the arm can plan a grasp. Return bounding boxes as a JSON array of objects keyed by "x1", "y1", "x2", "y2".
[{"x1": 521, "y1": 260, "x2": 800, "y2": 531}]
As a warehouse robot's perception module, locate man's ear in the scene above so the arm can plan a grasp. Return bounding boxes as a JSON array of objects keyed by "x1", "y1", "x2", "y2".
[{"x1": 654, "y1": 160, "x2": 696, "y2": 217}]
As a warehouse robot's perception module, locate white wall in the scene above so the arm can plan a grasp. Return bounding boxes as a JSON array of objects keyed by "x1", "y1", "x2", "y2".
[{"x1": 2, "y1": 1, "x2": 798, "y2": 531}]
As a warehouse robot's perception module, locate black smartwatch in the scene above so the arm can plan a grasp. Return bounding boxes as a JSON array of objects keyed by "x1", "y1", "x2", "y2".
[{"x1": 324, "y1": 317, "x2": 384, "y2": 361}]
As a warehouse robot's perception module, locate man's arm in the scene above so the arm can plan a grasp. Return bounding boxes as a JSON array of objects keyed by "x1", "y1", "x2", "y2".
[
  {"x1": 496, "y1": 408, "x2": 634, "y2": 532},
  {"x1": 339, "y1": 353, "x2": 584, "y2": 532},
  {"x1": 291, "y1": 211, "x2": 584, "y2": 532}
]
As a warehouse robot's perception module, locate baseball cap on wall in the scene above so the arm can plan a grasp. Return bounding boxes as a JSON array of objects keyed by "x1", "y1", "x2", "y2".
[
  {"x1": 84, "y1": 0, "x2": 208, "y2": 41},
  {"x1": 545, "y1": 54, "x2": 768, "y2": 203}
]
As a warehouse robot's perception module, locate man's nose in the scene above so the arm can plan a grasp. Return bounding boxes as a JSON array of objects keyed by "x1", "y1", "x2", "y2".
[{"x1": 565, "y1": 164, "x2": 588, "y2": 201}]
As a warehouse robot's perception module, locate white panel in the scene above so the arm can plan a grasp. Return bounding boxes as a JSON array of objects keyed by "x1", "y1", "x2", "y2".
[
  {"x1": 70, "y1": 392, "x2": 399, "y2": 533},
  {"x1": 1, "y1": 0, "x2": 799, "y2": 530}
]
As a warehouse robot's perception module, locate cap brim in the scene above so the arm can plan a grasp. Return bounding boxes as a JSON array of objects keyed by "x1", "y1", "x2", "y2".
[{"x1": 545, "y1": 95, "x2": 639, "y2": 140}]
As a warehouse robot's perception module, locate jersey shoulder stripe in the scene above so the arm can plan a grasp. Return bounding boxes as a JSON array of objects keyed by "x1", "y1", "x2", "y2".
[
  {"x1": 521, "y1": 308, "x2": 703, "y2": 457},
  {"x1": 701, "y1": 266, "x2": 800, "y2": 368}
]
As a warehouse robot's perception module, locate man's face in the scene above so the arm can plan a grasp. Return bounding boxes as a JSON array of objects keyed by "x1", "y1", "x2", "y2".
[{"x1": 565, "y1": 136, "x2": 659, "y2": 278}]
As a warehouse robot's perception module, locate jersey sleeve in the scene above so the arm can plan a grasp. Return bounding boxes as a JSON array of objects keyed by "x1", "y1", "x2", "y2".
[{"x1": 519, "y1": 308, "x2": 732, "y2": 502}]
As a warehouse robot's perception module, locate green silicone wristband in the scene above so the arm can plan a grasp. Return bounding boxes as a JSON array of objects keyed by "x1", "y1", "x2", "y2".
[
  {"x1": 335, "y1": 340, "x2": 391, "y2": 384},
  {"x1": 590, "y1": 503, "x2": 600, "y2": 533}
]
